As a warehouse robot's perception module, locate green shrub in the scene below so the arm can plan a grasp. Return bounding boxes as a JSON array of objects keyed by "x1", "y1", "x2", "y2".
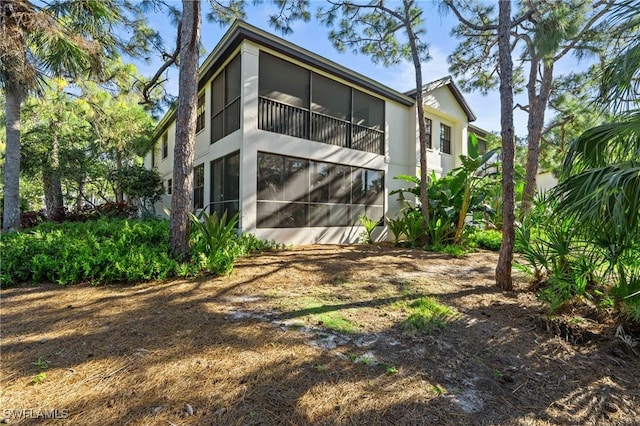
[
  {"x1": 0, "y1": 218, "x2": 177, "y2": 286},
  {"x1": 1, "y1": 217, "x2": 277, "y2": 287},
  {"x1": 358, "y1": 213, "x2": 378, "y2": 244},
  {"x1": 515, "y1": 193, "x2": 640, "y2": 323},
  {"x1": 468, "y1": 229, "x2": 502, "y2": 251},
  {"x1": 189, "y1": 211, "x2": 280, "y2": 276},
  {"x1": 189, "y1": 210, "x2": 239, "y2": 274},
  {"x1": 386, "y1": 215, "x2": 406, "y2": 245},
  {"x1": 623, "y1": 292, "x2": 640, "y2": 323},
  {"x1": 403, "y1": 208, "x2": 427, "y2": 247},
  {"x1": 429, "y1": 244, "x2": 467, "y2": 258}
]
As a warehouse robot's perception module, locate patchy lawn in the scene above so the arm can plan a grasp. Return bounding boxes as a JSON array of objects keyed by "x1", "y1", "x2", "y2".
[{"x1": 1, "y1": 244, "x2": 638, "y2": 425}]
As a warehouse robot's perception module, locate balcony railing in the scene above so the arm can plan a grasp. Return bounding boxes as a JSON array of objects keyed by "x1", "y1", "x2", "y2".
[
  {"x1": 225, "y1": 97, "x2": 241, "y2": 135},
  {"x1": 259, "y1": 97, "x2": 309, "y2": 139},
  {"x1": 211, "y1": 111, "x2": 224, "y2": 143},
  {"x1": 258, "y1": 96, "x2": 383, "y2": 154},
  {"x1": 311, "y1": 112, "x2": 349, "y2": 148},
  {"x1": 352, "y1": 123, "x2": 384, "y2": 155}
]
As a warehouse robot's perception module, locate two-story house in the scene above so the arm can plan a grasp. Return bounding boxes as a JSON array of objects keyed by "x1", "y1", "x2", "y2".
[{"x1": 146, "y1": 20, "x2": 483, "y2": 245}]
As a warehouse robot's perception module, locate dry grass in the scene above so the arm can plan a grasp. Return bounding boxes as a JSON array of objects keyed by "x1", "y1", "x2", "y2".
[{"x1": 1, "y1": 244, "x2": 639, "y2": 425}]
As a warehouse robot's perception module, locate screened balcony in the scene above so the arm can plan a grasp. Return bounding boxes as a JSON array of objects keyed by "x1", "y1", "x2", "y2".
[
  {"x1": 258, "y1": 52, "x2": 385, "y2": 155},
  {"x1": 211, "y1": 54, "x2": 241, "y2": 144}
]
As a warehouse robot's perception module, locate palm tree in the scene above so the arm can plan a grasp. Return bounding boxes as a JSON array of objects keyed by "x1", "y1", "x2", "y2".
[
  {"x1": 556, "y1": 0, "x2": 639, "y2": 232},
  {"x1": 0, "y1": 0, "x2": 127, "y2": 231},
  {"x1": 554, "y1": 1, "x2": 640, "y2": 297}
]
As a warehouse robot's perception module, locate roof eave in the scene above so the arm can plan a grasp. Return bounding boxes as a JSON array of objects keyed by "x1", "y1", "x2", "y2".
[
  {"x1": 405, "y1": 76, "x2": 477, "y2": 123},
  {"x1": 445, "y1": 79, "x2": 477, "y2": 123}
]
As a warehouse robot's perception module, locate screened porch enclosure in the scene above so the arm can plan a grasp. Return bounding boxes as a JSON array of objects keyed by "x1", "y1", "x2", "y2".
[
  {"x1": 257, "y1": 52, "x2": 385, "y2": 155},
  {"x1": 211, "y1": 54, "x2": 241, "y2": 144},
  {"x1": 256, "y1": 152, "x2": 384, "y2": 229}
]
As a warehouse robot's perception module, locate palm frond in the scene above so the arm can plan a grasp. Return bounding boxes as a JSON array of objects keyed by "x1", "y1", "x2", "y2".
[
  {"x1": 562, "y1": 111, "x2": 640, "y2": 174},
  {"x1": 599, "y1": 42, "x2": 640, "y2": 112},
  {"x1": 555, "y1": 161, "x2": 640, "y2": 234}
]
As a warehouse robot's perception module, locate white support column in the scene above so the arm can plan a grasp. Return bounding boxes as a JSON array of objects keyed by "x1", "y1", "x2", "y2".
[{"x1": 240, "y1": 43, "x2": 260, "y2": 234}]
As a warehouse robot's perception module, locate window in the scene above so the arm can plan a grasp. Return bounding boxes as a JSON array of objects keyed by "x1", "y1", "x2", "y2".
[
  {"x1": 211, "y1": 54, "x2": 241, "y2": 143},
  {"x1": 162, "y1": 133, "x2": 168, "y2": 159},
  {"x1": 312, "y1": 74, "x2": 350, "y2": 120},
  {"x1": 329, "y1": 165, "x2": 351, "y2": 204},
  {"x1": 425, "y1": 118, "x2": 432, "y2": 149},
  {"x1": 210, "y1": 151, "x2": 240, "y2": 219},
  {"x1": 284, "y1": 157, "x2": 309, "y2": 202},
  {"x1": 440, "y1": 123, "x2": 451, "y2": 154},
  {"x1": 310, "y1": 161, "x2": 330, "y2": 203},
  {"x1": 311, "y1": 74, "x2": 350, "y2": 147},
  {"x1": 258, "y1": 52, "x2": 385, "y2": 154},
  {"x1": 151, "y1": 144, "x2": 156, "y2": 167},
  {"x1": 478, "y1": 139, "x2": 487, "y2": 155},
  {"x1": 166, "y1": 178, "x2": 172, "y2": 195},
  {"x1": 194, "y1": 164, "x2": 205, "y2": 209},
  {"x1": 257, "y1": 152, "x2": 384, "y2": 228},
  {"x1": 196, "y1": 92, "x2": 205, "y2": 133},
  {"x1": 211, "y1": 72, "x2": 224, "y2": 142}
]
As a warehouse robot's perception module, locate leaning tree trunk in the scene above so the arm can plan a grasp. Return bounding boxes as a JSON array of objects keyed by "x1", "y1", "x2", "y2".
[
  {"x1": 495, "y1": 0, "x2": 516, "y2": 291},
  {"x1": 169, "y1": 0, "x2": 201, "y2": 260},
  {"x1": 403, "y1": 0, "x2": 430, "y2": 246},
  {"x1": 521, "y1": 61, "x2": 554, "y2": 215}
]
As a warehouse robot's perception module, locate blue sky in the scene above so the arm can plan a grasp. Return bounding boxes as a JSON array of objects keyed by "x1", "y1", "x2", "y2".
[{"x1": 139, "y1": 1, "x2": 593, "y2": 136}]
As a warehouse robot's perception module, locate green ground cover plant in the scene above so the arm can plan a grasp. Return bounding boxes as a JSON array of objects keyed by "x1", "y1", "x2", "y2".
[
  {"x1": 0, "y1": 217, "x2": 274, "y2": 287},
  {"x1": 516, "y1": 193, "x2": 640, "y2": 322},
  {"x1": 400, "y1": 297, "x2": 459, "y2": 334}
]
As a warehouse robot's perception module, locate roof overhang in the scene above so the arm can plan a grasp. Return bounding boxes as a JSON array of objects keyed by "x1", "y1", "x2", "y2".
[
  {"x1": 405, "y1": 76, "x2": 477, "y2": 123},
  {"x1": 468, "y1": 123, "x2": 490, "y2": 138}
]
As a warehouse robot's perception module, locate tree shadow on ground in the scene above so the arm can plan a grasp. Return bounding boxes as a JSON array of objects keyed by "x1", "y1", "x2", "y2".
[{"x1": 1, "y1": 245, "x2": 638, "y2": 425}]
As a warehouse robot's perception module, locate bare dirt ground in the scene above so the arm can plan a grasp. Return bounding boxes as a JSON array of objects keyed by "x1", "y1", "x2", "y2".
[{"x1": 1, "y1": 244, "x2": 639, "y2": 425}]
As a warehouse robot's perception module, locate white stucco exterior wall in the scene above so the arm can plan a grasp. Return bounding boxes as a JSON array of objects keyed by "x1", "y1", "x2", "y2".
[
  {"x1": 537, "y1": 171, "x2": 558, "y2": 193},
  {"x1": 143, "y1": 32, "x2": 480, "y2": 246},
  {"x1": 421, "y1": 85, "x2": 470, "y2": 177}
]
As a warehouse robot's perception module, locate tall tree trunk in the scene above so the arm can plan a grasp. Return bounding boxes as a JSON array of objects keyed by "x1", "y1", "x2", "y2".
[
  {"x1": 76, "y1": 177, "x2": 86, "y2": 210},
  {"x1": 44, "y1": 128, "x2": 64, "y2": 220},
  {"x1": 1, "y1": 0, "x2": 28, "y2": 231},
  {"x1": 521, "y1": 61, "x2": 554, "y2": 214},
  {"x1": 403, "y1": 0, "x2": 430, "y2": 246},
  {"x1": 115, "y1": 150, "x2": 124, "y2": 203},
  {"x1": 495, "y1": 0, "x2": 516, "y2": 291},
  {"x1": 169, "y1": 0, "x2": 201, "y2": 259},
  {"x1": 2, "y1": 87, "x2": 24, "y2": 231}
]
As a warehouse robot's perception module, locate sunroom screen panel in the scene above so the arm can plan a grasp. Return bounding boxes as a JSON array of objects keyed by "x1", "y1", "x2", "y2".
[
  {"x1": 259, "y1": 52, "x2": 309, "y2": 108},
  {"x1": 353, "y1": 90, "x2": 384, "y2": 130}
]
